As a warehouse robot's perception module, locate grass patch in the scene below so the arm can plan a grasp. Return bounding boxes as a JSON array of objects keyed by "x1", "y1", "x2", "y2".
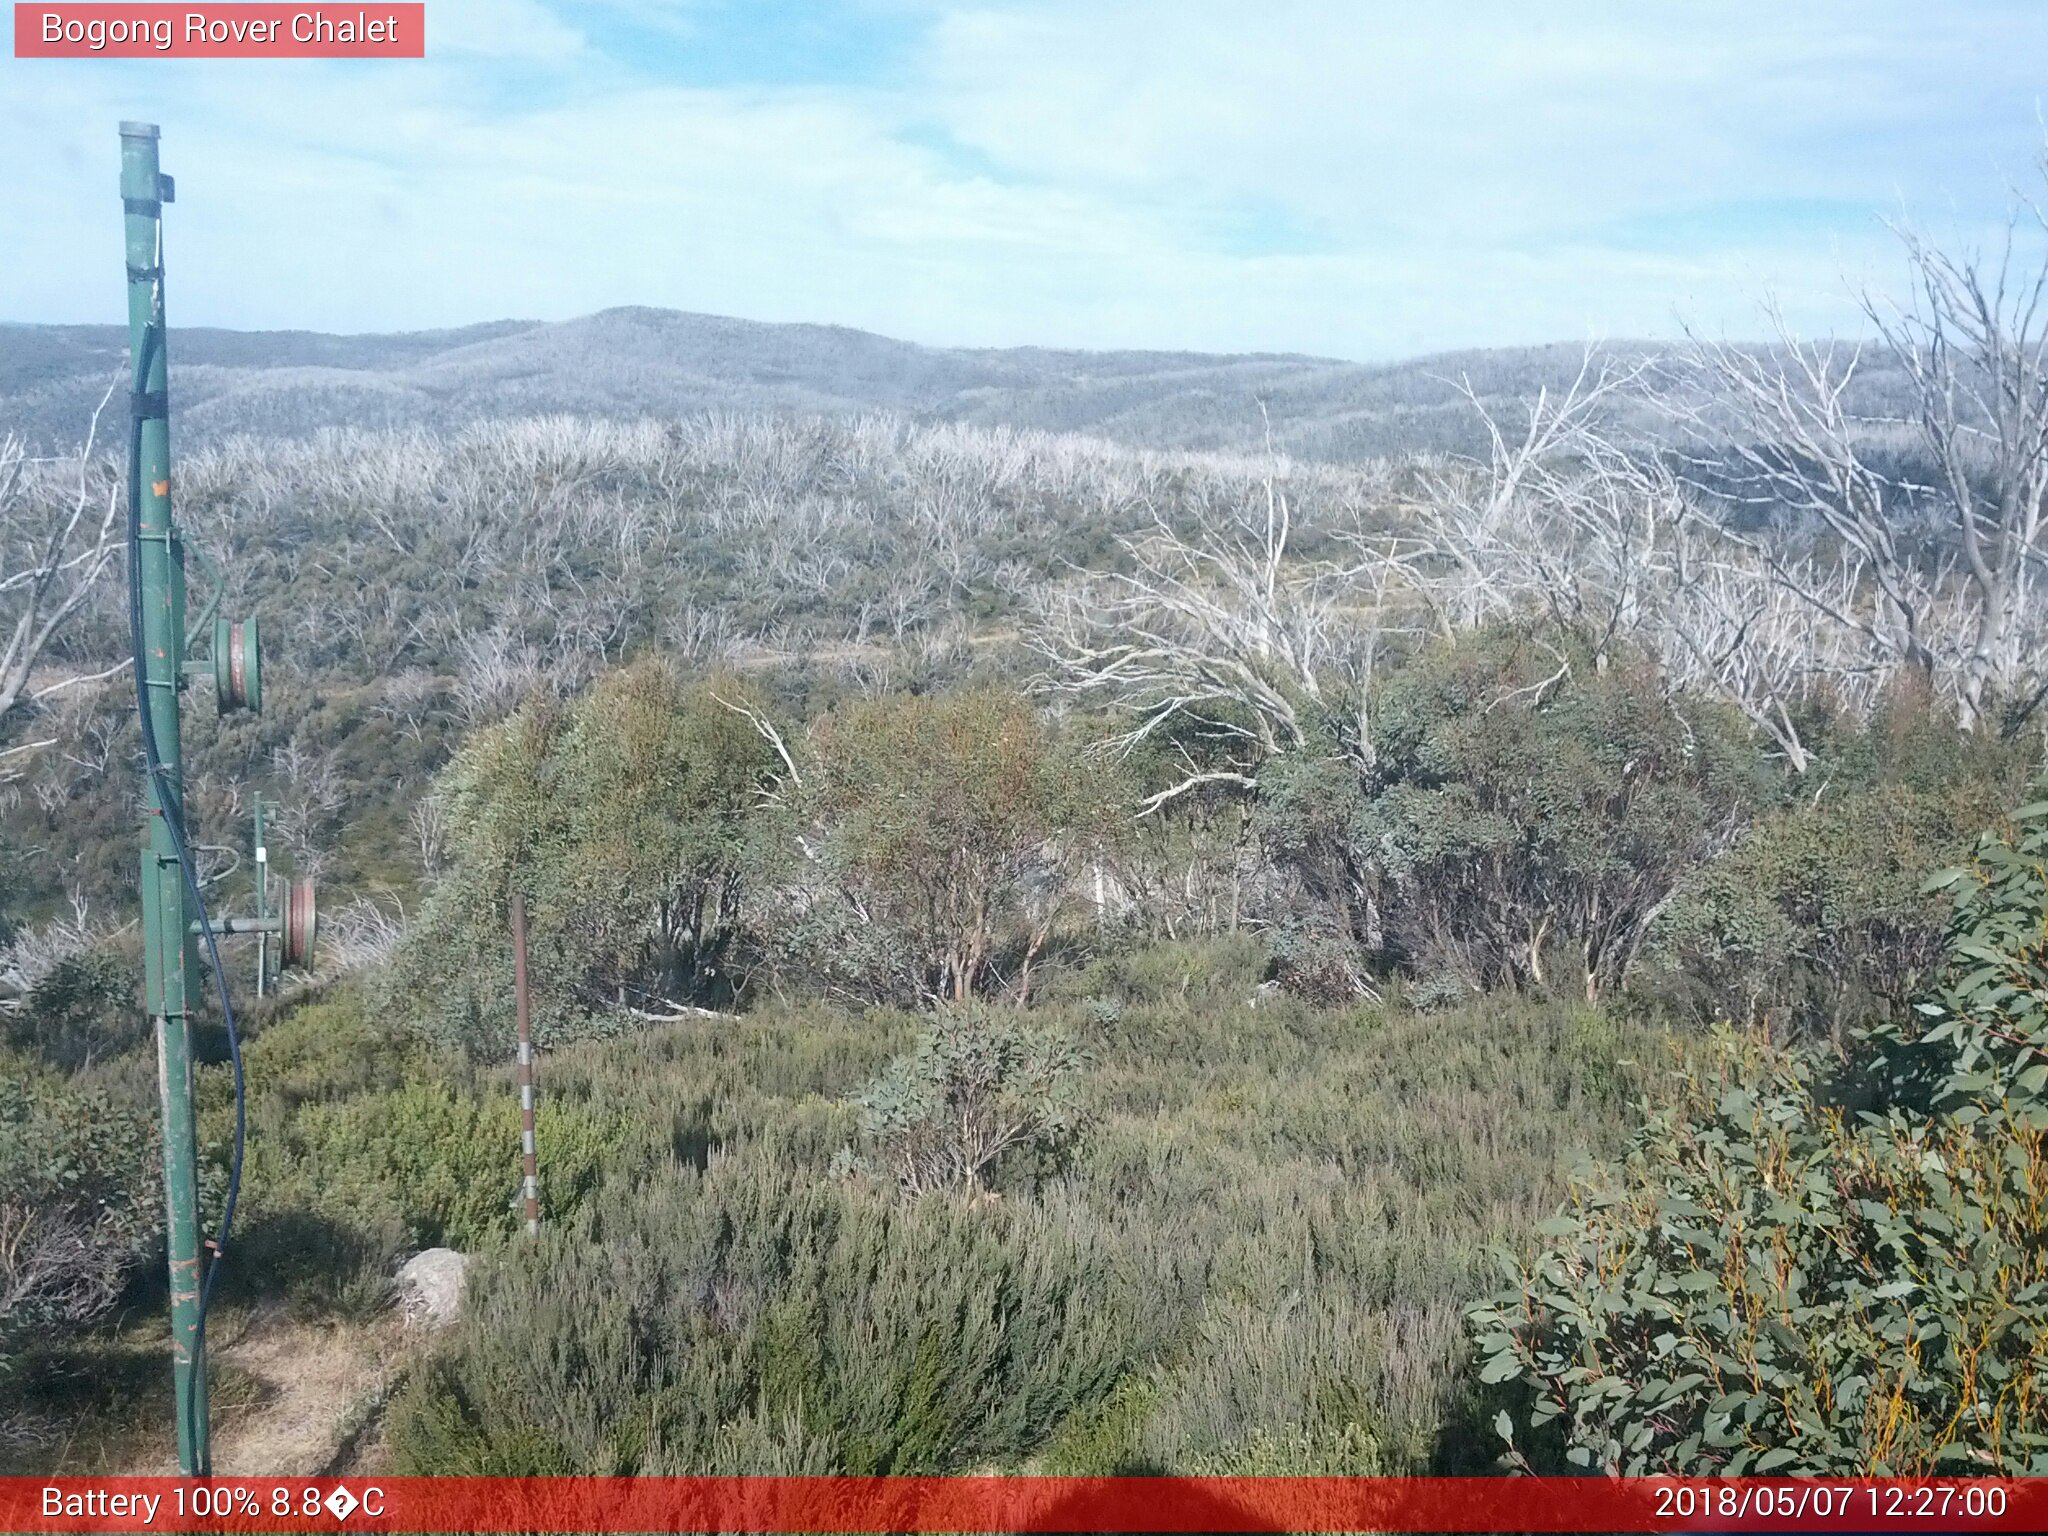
[{"x1": 1, "y1": 1321, "x2": 266, "y2": 1475}]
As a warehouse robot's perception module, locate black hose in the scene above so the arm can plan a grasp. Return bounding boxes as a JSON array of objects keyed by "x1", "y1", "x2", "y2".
[{"x1": 126, "y1": 317, "x2": 247, "y2": 1417}]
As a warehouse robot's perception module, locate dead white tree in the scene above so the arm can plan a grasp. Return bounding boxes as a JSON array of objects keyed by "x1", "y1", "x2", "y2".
[
  {"x1": 410, "y1": 794, "x2": 451, "y2": 877},
  {"x1": 0, "y1": 395, "x2": 127, "y2": 752},
  {"x1": 1670, "y1": 318, "x2": 1947, "y2": 704},
  {"x1": 1388, "y1": 352, "x2": 1948, "y2": 772},
  {"x1": 1392, "y1": 353, "x2": 1650, "y2": 642},
  {"x1": 1032, "y1": 358, "x2": 1693, "y2": 809},
  {"x1": 1654, "y1": 539, "x2": 1864, "y2": 772},
  {"x1": 450, "y1": 626, "x2": 554, "y2": 727},
  {"x1": 0, "y1": 1201, "x2": 134, "y2": 1344},
  {"x1": 1030, "y1": 471, "x2": 1392, "y2": 814},
  {"x1": 0, "y1": 893, "x2": 110, "y2": 1018},
  {"x1": 267, "y1": 735, "x2": 346, "y2": 882},
  {"x1": 372, "y1": 669, "x2": 445, "y2": 742},
  {"x1": 1873, "y1": 208, "x2": 2048, "y2": 729},
  {"x1": 1674, "y1": 178, "x2": 2048, "y2": 734},
  {"x1": 313, "y1": 896, "x2": 407, "y2": 977}
]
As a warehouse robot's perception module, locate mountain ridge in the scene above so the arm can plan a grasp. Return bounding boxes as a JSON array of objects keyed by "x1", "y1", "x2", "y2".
[{"x1": 2, "y1": 306, "x2": 1696, "y2": 460}]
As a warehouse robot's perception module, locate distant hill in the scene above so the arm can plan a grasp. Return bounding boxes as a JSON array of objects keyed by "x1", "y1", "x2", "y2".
[{"x1": 0, "y1": 307, "x2": 1863, "y2": 460}]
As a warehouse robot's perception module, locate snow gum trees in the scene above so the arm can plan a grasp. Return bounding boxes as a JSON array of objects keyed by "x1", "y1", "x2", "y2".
[
  {"x1": 388, "y1": 660, "x2": 777, "y2": 1049},
  {"x1": 786, "y1": 690, "x2": 1125, "y2": 1006},
  {"x1": 1030, "y1": 381, "x2": 1759, "y2": 1001},
  {"x1": 388, "y1": 674, "x2": 1126, "y2": 1038}
]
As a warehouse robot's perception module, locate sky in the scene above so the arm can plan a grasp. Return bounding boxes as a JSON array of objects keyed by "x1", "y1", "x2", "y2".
[{"x1": 5, "y1": 0, "x2": 2048, "y2": 360}]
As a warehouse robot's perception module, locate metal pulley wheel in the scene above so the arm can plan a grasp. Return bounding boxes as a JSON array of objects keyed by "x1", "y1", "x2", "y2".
[
  {"x1": 280, "y1": 878, "x2": 317, "y2": 970},
  {"x1": 214, "y1": 614, "x2": 262, "y2": 712}
]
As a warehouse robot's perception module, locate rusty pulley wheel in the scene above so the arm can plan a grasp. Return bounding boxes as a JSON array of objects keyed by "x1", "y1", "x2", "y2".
[
  {"x1": 280, "y1": 878, "x2": 317, "y2": 970},
  {"x1": 213, "y1": 614, "x2": 262, "y2": 713}
]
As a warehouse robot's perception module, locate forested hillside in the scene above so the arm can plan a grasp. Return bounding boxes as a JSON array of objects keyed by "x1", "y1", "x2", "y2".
[
  {"x1": 5, "y1": 210, "x2": 2048, "y2": 1475},
  {"x1": 0, "y1": 308, "x2": 1909, "y2": 463}
]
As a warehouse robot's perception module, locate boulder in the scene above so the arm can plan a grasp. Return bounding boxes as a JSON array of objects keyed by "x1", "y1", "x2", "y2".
[{"x1": 394, "y1": 1247, "x2": 469, "y2": 1328}]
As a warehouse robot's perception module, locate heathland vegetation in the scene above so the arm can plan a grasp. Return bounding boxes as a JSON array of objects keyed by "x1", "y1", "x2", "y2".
[{"x1": 4, "y1": 194, "x2": 2048, "y2": 1475}]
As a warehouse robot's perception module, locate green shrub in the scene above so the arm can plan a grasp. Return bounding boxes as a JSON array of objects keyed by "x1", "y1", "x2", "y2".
[
  {"x1": 1469, "y1": 796, "x2": 2048, "y2": 1474},
  {"x1": 382, "y1": 969, "x2": 1651, "y2": 1476},
  {"x1": 784, "y1": 689, "x2": 1126, "y2": 1004},
  {"x1": 1354, "y1": 626, "x2": 1767, "y2": 997},
  {"x1": 199, "y1": 989, "x2": 629, "y2": 1313},
  {"x1": 386, "y1": 662, "x2": 777, "y2": 1053},
  {"x1": 1, "y1": 948, "x2": 139, "y2": 1072},
  {"x1": 1241, "y1": 625, "x2": 1770, "y2": 1002},
  {"x1": 1645, "y1": 783, "x2": 1995, "y2": 1041},
  {"x1": 1037, "y1": 1376, "x2": 1160, "y2": 1474},
  {"x1": 388, "y1": 1156, "x2": 1171, "y2": 1475},
  {"x1": 846, "y1": 1004, "x2": 1087, "y2": 1197},
  {"x1": 0, "y1": 1052, "x2": 160, "y2": 1375},
  {"x1": 1640, "y1": 681, "x2": 2035, "y2": 1043},
  {"x1": 256, "y1": 1080, "x2": 627, "y2": 1253},
  {"x1": 1046, "y1": 933, "x2": 1269, "y2": 1015},
  {"x1": 1127, "y1": 1294, "x2": 1441, "y2": 1474},
  {"x1": 239, "y1": 992, "x2": 429, "y2": 1109},
  {"x1": 1251, "y1": 751, "x2": 1378, "y2": 1001}
]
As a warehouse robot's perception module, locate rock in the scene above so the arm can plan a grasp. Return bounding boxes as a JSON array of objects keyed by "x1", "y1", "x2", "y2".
[{"x1": 394, "y1": 1247, "x2": 469, "y2": 1329}]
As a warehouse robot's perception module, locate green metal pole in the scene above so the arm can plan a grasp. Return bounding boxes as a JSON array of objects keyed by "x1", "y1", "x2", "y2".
[{"x1": 121, "y1": 120, "x2": 209, "y2": 1478}]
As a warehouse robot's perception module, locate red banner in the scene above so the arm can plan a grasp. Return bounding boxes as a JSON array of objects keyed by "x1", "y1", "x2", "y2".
[
  {"x1": 12, "y1": 5, "x2": 424, "y2": 58},
  {"x1": 4, "y1": 1477, "x2": 2045, "y2": 1533}
]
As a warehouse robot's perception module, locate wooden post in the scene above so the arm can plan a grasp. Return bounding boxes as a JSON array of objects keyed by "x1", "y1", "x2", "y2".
[{"x1": 512, "y1": 890, "x2": 539, "y2": 1237}]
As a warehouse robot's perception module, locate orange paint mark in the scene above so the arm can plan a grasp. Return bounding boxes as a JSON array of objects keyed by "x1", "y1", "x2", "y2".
[{"x1": 152, "y1": 480, "x2": 170, "y2": 496}]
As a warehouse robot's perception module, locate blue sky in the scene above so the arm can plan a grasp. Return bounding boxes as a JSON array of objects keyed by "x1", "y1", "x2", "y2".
[{"x1": 5, "y1": 1, "x2": 2048, "y2": 359}]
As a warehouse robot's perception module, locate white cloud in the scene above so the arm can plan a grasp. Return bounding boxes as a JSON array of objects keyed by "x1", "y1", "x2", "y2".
[
  {"x1": 2, "y1": 1, "x2": 2044, "y2": 356},
  {"x1": 924, "y1": 1, "x2": 2044, "y2": 237},
  {"x1": 429, "y1": 0, "x2": 588, "y2": 59}
]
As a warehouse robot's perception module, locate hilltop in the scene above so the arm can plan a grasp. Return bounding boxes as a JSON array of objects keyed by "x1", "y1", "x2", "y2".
[{"x1": 3, "y1": 307, "x2": 1680, "y2": 460}]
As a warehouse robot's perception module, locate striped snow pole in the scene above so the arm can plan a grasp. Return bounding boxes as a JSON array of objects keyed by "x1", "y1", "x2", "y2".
[{"x1": 511, "y1": 891, "x2": 539, "y2": 1237}]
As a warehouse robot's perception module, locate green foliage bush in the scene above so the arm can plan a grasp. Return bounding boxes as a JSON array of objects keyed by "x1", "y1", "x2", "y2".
[
  {"x1": 1644, "y1": 782, "x2": 1999, "y2": 1041},
  {"x1": 1354, "y1": 626, "x2": 1767, "y2": 997},
  {"x1": 1644, "y1": 688, "x2": 2033, "y2": 1042},
  {"x1": 542, "y1": 661, "x2": 774, "y2": 1008},
  {"x1": 785, "y1": 688, "x2": 1125, "y2": 1004},
  {"x1": 1470, "y1": 796, "x2": 2048, "y2": 1474},
  {"x1": 1048, "y1": 932, "x2": 1269, "y2": 1015},
  {"x1": 272, "y1": 1082, "x2": 626, "y2": 1251},
  {"x1": 1250, "y1": 751, "x2": 1378, "y2": 1002},
  {"x1": 0, "y1": 1051, "x2": 160, "y2": 1375},
  {"x1": 389, "y1": 1156, "x2": 1172, "y2": 1475},
  {"x1": 846, "y1": 1004, "x2": 1086, "y2": 1196},
  {"x1": 1, "y1": 948, "x2": 140, "y2": 1072},
  {"x1": 390, "y1": 673, "x2": 1129, "y2": 1033},
  {"x1": 386, "y1": 661, "x2": 776, "y2": 1052},
  {"x1": 201, "y1": 990, "x2": 631, "y2": 1314},
  {"x1": 39, "y1": 637, "x2": 2041, "y2": 1474},
  {"x1": 1242, "y1": 625, "x2": 1773, "y2": 1003}
]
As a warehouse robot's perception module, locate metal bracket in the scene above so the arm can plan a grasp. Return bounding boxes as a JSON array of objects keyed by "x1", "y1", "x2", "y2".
[{"x1": 184, "y1": 539, "x2": 226, "y2": 645}]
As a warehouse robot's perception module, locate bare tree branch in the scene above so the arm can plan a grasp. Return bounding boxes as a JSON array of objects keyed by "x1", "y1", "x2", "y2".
[{"x1": 0, "y1": 388, "x2": 125, "y2": 735}]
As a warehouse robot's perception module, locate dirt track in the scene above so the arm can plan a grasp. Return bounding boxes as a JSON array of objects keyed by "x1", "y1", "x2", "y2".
[{"x1": 139, "y1": 1311, "x2": 398, "y2": 1477}]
